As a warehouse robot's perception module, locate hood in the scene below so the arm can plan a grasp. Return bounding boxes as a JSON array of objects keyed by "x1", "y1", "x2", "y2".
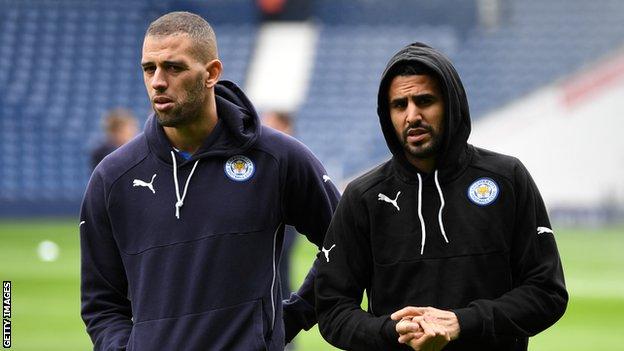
[
  {"x1": 145, "y1": 80, "x2": 261, "y2": 165},
  {"x1": 377, "y1": 42, "x2": 471, "y2": 181},
  {"x1": 143, "y1": 80, "x2": 262, "y2": 220}
]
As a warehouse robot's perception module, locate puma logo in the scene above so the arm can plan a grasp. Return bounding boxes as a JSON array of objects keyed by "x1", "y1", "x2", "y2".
[
  {"x1": 378, "y1": 191, "x2": 401, "y2": 211},
  {"x1": 133, "y1": 174, "x2": 157, "y2": 194},
  {"x1": 537, "y1": 226, "x2": 553, "y2": 235},
  {"x1": 323, "y1": 174, "x2": 331, "y2": 183},
  {"x1": 322, "y1": 244, "x2": 336, "y2": 262}
]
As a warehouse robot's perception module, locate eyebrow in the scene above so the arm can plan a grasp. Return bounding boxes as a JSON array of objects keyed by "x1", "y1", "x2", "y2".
[
  {"x1": 141, "y1": 60, "x2": 187, "y2": 67},
  {"x1": 389, "y1": 96, "x2": 408, "y2": 105},
  {"x1": 390, "y1": 92, "x2": 436, "y2": 103}
]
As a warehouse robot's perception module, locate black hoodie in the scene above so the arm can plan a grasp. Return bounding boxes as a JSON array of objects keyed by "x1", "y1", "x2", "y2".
[
  {"x1": 315, "y1": 43, "x2": 567, "y2": 350},
  {"x1": 80, "y1": 81, "x2": 340, "y2": 350}
]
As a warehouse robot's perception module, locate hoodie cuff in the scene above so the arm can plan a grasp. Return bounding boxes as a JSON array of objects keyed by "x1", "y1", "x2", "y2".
[
  {"x1": 380, "y1": 316, "x2": 399, "y2": 343},
  {"x1": 283, "y1": 292, "x2": 316, "y2": 343},
  {"x1": 452, "y1": 307, "x2": 482, "y2": 339}
]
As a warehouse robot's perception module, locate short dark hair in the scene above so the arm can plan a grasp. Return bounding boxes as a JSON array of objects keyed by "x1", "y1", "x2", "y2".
[
  {"x1": 390, "y1": 62, "x2": 435, "y2": 78},
  {"x1": 146, "y1": 11, "x2": 218, "y2": 63}
]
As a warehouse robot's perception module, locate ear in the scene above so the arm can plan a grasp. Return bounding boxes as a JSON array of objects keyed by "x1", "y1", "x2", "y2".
[{"x1": 205, "y1": 59, "x2": 222, "y2": 88}]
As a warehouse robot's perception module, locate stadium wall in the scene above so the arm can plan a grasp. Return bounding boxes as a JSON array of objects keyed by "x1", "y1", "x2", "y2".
[{"x1": 469, "y1": 50, "x2": 624, "y2": 225}]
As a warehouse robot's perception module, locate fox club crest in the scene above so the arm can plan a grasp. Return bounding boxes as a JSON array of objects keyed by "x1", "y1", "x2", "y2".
[
  {"x1": 224, "y1": 155, "x2": 255, "y2": 182},
  {"x1": 467, "y1": 177, "x2": 499, "y2": 206}
]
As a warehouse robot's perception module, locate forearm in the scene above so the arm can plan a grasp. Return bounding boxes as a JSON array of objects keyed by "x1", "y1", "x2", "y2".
[
  {"x1": 453, "y1": 278, "x2": 567, "y2": 340},
  {"x1": 81, "y1": 263, "x2": 134, "y2": 350},
  {"x1": 283, "y1": 257, "x2": 320, "y2": 342},
  {"x1": 453, "y1": 249, "x2": 567, "y2": 340},
  {"x1": 318, "y1": 303, "x2": 402, "y2": 351},
  {"x1": 317, "y1": 263, "x2": 403, "y2": 349},
  {"x1": 86, "y1": 315, "x2": 133, "y2": 351}
]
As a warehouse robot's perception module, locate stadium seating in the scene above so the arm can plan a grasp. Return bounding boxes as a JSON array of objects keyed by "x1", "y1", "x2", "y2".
[
  {"x1": 297, "y1": 0, "x2": 624, "y2": 178},
  {"x1": 1, "y1": 0, "x2": 623, "y2": 215},
  {"x1": 0, "y1": 0, "x2": 257, "y2": 215}
]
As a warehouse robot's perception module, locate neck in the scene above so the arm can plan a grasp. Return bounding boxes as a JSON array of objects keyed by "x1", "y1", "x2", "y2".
[
  {"x1": 404, "y1": 152, "x2": 436, "y2": 173},
  {"x1": 163, "y1": 100, "x2": 218, "y2": 154}
]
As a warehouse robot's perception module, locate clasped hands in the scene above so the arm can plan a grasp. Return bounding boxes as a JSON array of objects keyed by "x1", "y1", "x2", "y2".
[{"x1": 391, "y1": 306, "x2": 460, "y2": 351}]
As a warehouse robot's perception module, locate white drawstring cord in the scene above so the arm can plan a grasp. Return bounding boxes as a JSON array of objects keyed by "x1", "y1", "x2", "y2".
[
  {"x1": 170, "y1": 151, "x2": 199, "y2": 219},
  {"x1": 434, "y1": 170, "x2": 449, "y2": 243},
  {"x1": 417, "y1": 170, "x2": 450, "y2": 254},
  {"x1": 417, "y1": 173, "x2": 426, "y2": 255}
]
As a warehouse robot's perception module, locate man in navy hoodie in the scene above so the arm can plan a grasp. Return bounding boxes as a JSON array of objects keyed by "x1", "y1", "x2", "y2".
[{"x1": 80, "y1": 11, "x2": 340, "y2": 350}]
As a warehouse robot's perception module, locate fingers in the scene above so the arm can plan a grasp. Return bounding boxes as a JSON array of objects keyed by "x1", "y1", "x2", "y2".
[
  {"x1": 396, "y1": 318, "x2": 422, "y2": 335},
  {"x1": 418, "y1": 319, "x2": 438, "y2": 339},
  {"x1": 406, "y1": 320, "x2": 450, "y2": 348},
  {"x1": 396, "y1": 317, "x2": 425, "y2": 345},
  {"x1": 391, "y1": 306, "x2": 428, "y2": 320},
  {"x1": 398, "y1": 331, "x2": 424, "y2": 344},
  {"x1": 428, "y1": 321, "x2": 450, "y2": 342},
  {"x1": 393, "y1": 306, "x2": 455, "y2": 349}
]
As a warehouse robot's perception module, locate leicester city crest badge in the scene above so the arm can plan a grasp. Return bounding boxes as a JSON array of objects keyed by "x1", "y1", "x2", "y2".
[
  {"x1": 467, "y1": 177, "x2": 499, "y2": 206},
  {"x1": 224, "y1": 155, "x2": 255, "y2": 182}
]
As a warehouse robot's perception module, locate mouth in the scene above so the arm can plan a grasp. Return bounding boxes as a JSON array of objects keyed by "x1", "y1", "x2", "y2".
[
  {"x1": 406, "y1": 127, "x2": 430, "y2": 143},
  {"x1": 153, "y1": 96, "x2": 174, "y2": 111}
]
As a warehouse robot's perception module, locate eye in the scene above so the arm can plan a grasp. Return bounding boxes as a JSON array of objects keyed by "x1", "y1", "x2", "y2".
[
  {"x1": 167, "y1": 64, "x2": 183, "y2": 72},
  {"x1": 415, "y1": 96, "x2": 435, "y2": 106},
  {"x1": 391, "y1": 99, "x2": 407, "y2": 109},
  {"x1": 142, "y1": 65, "x2": 155, "y2": 74}
]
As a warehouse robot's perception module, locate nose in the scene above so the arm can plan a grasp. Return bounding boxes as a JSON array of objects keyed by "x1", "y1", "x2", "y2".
[
  {"x1": 151, "y1": 68, "x2": 168, "y2": 92},
  {"x1": 405, "y1": 101, "x2": 422, "y2": 125}
]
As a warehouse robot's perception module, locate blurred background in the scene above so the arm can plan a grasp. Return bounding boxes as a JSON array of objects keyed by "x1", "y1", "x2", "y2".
[{"x1": 0, "y1": 0, "x2": 622, "y2": 350}]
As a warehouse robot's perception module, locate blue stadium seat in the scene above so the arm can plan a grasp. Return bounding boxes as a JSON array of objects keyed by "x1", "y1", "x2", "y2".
[
  {"x1": 1, "y1": 0, "x2": 624, "y2": 215},
  {"x1": 0, "y1": 0, "x2": 258, "y2": 214},
  {"x1": 296, "y1": 0, "x2": 624, "y2": 179}
]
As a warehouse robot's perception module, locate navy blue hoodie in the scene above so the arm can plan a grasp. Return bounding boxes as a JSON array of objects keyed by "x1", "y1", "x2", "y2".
[{"x1": 80, "y1": 81, "x2": 340, "y2": 350}]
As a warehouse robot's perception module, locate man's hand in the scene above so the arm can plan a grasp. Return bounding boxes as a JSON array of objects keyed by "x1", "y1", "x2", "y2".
[
  {"x1": 396, "y1": 316, "x2": 424, "y2": 342},
  {"x1": 395, "y1": 316, "x2": 449, "y2": 351},
  {"x1": 392, "y1": 306, "x2": 461, "y2": 341}
]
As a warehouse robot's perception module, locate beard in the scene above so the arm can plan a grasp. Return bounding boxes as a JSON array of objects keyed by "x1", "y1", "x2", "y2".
[
  {"x1": 154, "y1": 74, "x2": 206, "y2": 128},
  {"x1": 400, "y1": 121, "x2": 442, "y2": 159}
]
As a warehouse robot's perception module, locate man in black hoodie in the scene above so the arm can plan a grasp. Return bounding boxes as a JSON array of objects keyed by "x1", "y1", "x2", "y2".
[
  {"x1": 315, "y1": 42, "x2": 567, "y2": 351},
  {"x1": 80, "y1": 12, "x2": 340, "y2": 350}
]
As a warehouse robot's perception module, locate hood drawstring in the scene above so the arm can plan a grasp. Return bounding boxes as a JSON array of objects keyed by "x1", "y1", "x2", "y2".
[
  {"x1": 416, "y1": 170, "x2": 449, "y2": 254},
  {"x1": 434, "y1": 170, "x2": 449, "y2": 243},
  {"x1": 170, "y1": 151, "x2": 200, "y2": 219},
  {"x1": 416, "y1": 174, "x2": 427, "y2": 255}
]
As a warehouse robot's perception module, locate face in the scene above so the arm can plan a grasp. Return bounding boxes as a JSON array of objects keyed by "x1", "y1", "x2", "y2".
[
  {"x1": 262, "y1": 113, "x2": 292, "y2": 135},
  {"x1": 112, "y1": 122, "x2": 138, "y2": 146},
  {"x1": 388, "y1": 74, "x2": 445, "y2": 163},
  {"x1": 141, "y1": 34, "x2": 210, "y2": 127}
]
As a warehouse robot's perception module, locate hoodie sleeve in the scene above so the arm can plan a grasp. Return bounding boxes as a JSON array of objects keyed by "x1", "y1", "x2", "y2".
[
  {"x1": 280, "y1": 140, "x2": 341, "y2": 343},
  {"x1": 453, "y1": 161, "x2": 568, "y2": 342},
  {"x1": 80, "y1": 170, "x2": 133, "y2": 350},
  {"x1": 315, "y1": 186, "x2": 407, "y2": 350}
]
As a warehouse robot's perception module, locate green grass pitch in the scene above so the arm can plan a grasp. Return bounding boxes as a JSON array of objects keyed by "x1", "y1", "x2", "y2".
[{"x1": 0, "y1": 219, "x2": 622, "y2": 350}]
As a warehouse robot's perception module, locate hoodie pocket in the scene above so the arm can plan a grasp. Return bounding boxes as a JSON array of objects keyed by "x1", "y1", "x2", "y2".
[{"x1": 128, "y1": 299, "x2": 267, "y2": 351}]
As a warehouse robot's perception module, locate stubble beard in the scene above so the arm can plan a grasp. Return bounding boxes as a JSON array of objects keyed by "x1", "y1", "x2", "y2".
[
  {"x1": 154, "y1": 75, "x2": 206, "y2": 128},
  {"x1": 401, "y1": 124, "x2": 442, "y2": 159}
]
